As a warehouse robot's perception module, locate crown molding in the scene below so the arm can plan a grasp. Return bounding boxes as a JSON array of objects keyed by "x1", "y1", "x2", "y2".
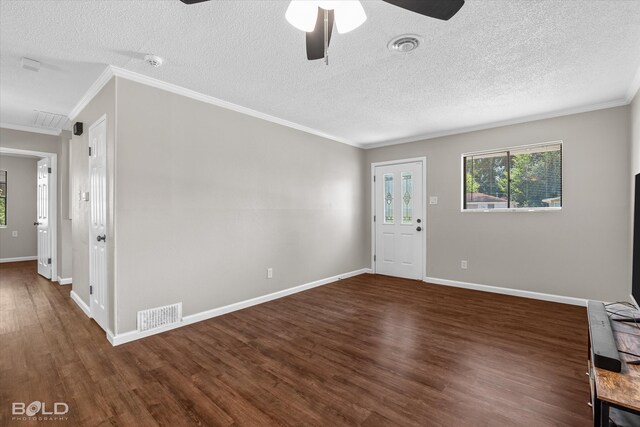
[
  {"x1": 626, "y1": 62, "x2": 640, "y2": 103},
  {"x1": 0, "y1": 122, "x2": 61, "y2": 136},
  {"x1": 109, "y1": 66, "x2": 361, "y2": 148},
  {"x1": 68, "y1": 65, "x2": 361, "y2": 148},
  {"x1": 68, "y1": 64, "x2": 639, "y2": 150},
  {"x1": 362, "y1": 97, "x2": 630, "y2": 149},
  {"x1": 68, "y1": 65, "x2": 115, "y2": 121}
]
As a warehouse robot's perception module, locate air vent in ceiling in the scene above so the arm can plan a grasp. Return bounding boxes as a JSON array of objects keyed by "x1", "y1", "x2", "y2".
[
  {"x1": 33, "y1": 110, "x2": 70, "y2": 130},
  {"x1": 388, "y1": 35, "x2": 422, "y2": 54}
]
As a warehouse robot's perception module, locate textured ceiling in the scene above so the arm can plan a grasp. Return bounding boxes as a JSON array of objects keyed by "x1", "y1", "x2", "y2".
[{"x1": 1, "y1": 0, "x2": 640, "y2": 146}]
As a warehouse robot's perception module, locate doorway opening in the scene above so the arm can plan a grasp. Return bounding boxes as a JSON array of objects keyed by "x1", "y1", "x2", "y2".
[{"x1": 0, "y1": 147, "x2": 57, "y2": 281}]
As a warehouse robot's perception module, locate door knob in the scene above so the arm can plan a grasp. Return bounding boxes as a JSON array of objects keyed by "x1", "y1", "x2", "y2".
[
  {"x1": 97, "y1": 235, "x2": 106, "y2": 242},
  {"x1": 416, "y1": 226, "x2": 422, "y2": 232},
  {"x1": 417, "y1": 219, "x2": 422, "y2": 223},
  {"x1": 33, "y1": 222, "x2": 40, "y2": 226}
]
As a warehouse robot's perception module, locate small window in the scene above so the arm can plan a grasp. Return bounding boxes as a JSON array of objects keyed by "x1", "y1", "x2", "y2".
[
  {"x1": 463, "y1": 143, "x2": 562, "y2": 211},
  {"x1": 0, "y1": 170, "x2": 6, "y2": 226},
  {"x1": 384, "y1": 173, "x2": 394, "y2": 223}
]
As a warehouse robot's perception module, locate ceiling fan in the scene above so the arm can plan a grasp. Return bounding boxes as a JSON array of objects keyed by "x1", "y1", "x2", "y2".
[{"x1": 179, "y1": 0, "x2": 465, "y2": 64}]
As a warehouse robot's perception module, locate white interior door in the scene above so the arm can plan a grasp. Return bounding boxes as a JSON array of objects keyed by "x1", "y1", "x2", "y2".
[
  {"x1": 375, "y1": 161, "x2": 424, "y2": 279},
  {"x1": 36, "y1": 158, "x2": 51, "y2": 279},
  {"x1": 89, "y1": 117, "x2": 108, "y2": 331}
]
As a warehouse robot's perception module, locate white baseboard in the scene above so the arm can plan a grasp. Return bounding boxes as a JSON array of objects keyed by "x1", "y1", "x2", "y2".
[
  {"x1": 0, "y1": 256, "x2": 37, "y2": 263},
  {"x1": 108, "y1": 267, "x2": 371, "y2": 346},
  {"x1": 424, "y1": 276, "x2": 588, "y2": 307},
  {"x1": 57, "y1": 277, "x2": 72, "y2": 285},
  {"x1": 70, "y1": 290, "x2": 91, "y2": 318}
]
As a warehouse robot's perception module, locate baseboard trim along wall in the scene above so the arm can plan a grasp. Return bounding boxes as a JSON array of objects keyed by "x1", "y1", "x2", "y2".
[
  {"x1": 70, "y1": 290, "x2": 91, "y2": 317},
  {"x1": 0, "y1": 256, "x2": 38, "y2": 263},
  {"x1": 104, "y1": 268, "x2": 371, "y2": 346},
  {"x1": 424, "y1": 276, "x2": 588, "y2": 307},
  {"x1": 57, "y1": 277, "x2": 72, "y2": 285}
]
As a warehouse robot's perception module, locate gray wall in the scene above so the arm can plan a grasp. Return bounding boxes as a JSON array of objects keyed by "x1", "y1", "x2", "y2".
[
  {"x1": 0, "y1": 155, "x2": 37, "y2": 259},
  {"x1": 0, "y1": 128, "x2": 72, "y2": 279},
  {"x1": 70, "y1": 78, "x2": 116, "y2": 332},
  {"x1": 113, "y1": 77, "x2": 368, "y2": 333},
  {"x1": 366, "y1": 106, "x2": 631, "y2": 302}
]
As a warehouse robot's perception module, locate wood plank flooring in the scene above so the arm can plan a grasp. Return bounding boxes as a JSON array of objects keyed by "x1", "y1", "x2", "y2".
[{"x1": 0, "y1": 261, "x2": 592, "y2": 426}]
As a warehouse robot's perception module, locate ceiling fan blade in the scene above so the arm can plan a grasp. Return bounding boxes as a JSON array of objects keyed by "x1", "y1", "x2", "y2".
[
  {"x1": 179, "y1": 0, "x2": 210, "y2": 4},
  {"x1": 306, "y1": 8, "x2": 334, "y2": 61},
  {"x1": 382, "y1": 0, "x2": 465, "y2": 21}
]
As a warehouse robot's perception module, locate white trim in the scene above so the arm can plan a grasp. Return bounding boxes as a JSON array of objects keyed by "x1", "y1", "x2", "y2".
[
  {"x1": 57, "y1": 277, "x2": 72, "y2": 285},
  {"x1": 113, "y1": 77, "x2": 119, "y2": 336},
  {"x1": 424, "y1": 276, "x2": 587, "y2": 306},
  {"x1": 0, "y1": 147, "x2": 55, "y2": 158},
  {"x1": 0, "y1": 122, "x2": 61, "y2": 136},
  {"x1": 364, "y1": 99, "x2": 628, "y2": 149},
  {"x1": 49, "y1": 155, "x2": 58, "y2": 281},
  {"x1": 107, "y1": 268, "x2": 370, "y2": 346},
  {"x1": 70, "y1": 290, "x2": 91, "y2": 317},
  {"x1": 68, "y1": 65, "x2": 639, "y2": 150},
  {"x1": 0, "y1": 256, "x2": 37, "y2": 263},
  {"x1": 68, "y1": 66, "x2": 114, "y2": 120},
  {"x1": 0, "y1": 148, "x2": 57, "y2": 280},
  {"x1": 626, "y1": 63, "x2": 640, "y2": 103},
  {"x1": 68, "y1": 65, "x2": 360, "y2": 148}
]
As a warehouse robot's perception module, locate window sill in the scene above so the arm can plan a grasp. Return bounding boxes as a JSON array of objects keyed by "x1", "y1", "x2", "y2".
[{"x1": 461, "y1": 207, "x2": 562, "y2": 213}]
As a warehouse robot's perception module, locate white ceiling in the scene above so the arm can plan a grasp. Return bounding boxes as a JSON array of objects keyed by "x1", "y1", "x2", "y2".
[{"x1": 1, "y1": 0, "x2": 640, "y2": 147}]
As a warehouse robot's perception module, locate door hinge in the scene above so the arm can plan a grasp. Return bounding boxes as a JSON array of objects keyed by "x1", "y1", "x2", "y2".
[
  {"x1": 373, "y1": 175, "x2": 376, "y2": 182},
  {"x1": 374, "y1": 215, "x2": 376, "y2": 222},
  {"x1": 47, "y1": 257, "x2": 51, "y2": 265},
  {"x1": 47, "y1": 167, "x2": 52, "y2": 174},
  {"x1": 374, "y1": 255, "x2": 376, "y2": 262},
  {"x1": 90, "y1": 285, "x2": 93, "y2": 295},
  {"x1": 88, "y1": 147, "x2": 92, "y2": 156}
]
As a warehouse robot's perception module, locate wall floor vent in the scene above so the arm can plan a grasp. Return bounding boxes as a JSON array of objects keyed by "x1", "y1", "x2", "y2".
[{"x1": 137, "y1": 303, "x2": 182, "y2": 332}]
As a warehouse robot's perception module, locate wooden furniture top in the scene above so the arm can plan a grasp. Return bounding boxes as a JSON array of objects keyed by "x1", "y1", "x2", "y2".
[{"x1": 593, "y1": 315, "x2": 640, "y2": 411}]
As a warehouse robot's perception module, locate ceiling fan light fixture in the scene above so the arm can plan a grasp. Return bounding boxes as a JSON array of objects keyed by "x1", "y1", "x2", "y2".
[
  {"x1": 334, "y1": 1, "x2": 366, "y2": 34},
  {"x1": 286, "y1": 0, "x2": 366, "y2": 34},
  {"x1": 285, "y1": 1, "x2": 319, "y2": 32}
]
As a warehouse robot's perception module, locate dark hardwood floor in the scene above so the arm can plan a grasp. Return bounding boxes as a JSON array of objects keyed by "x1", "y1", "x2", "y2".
[{"x1": 0, "y1": 261, "x2": 592, "y2": 426}]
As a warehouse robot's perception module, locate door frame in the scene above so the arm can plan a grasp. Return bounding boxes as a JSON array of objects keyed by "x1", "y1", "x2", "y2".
[
  {"x1": 371, "y1": 157, "x2": 427, "y2": 279},
  {"x1": 0, "y1": 147, "x2": 57, "y2": 281},
  {"x1": 88, "y1": 114, "x2": 109, "y2": 330}
]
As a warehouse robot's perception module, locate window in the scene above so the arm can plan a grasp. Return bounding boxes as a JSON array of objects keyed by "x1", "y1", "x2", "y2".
[
  {"x1": 463, "y1": 143, "x2": 562, "y2": 211},
  {"x1": 401, "y1": 172, "x2": 413, "y2": 224},
  {"x1": 0, "y1": 170, "x2": 6, "y2": 226},
  {"x1": 384, "y1": 173, "x2": 394, "y2": 223}
]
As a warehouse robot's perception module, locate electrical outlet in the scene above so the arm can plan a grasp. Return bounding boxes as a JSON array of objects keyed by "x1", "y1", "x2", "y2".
[
  {"x1": 267, "y1": 268, "x2": 273, "y2": 279},
  {"x1": 461, "y1": 260, "x2": 468, "y2": 269},
  {"x1": 11, "y1": 230, "x2": 18, "y2": 237}
]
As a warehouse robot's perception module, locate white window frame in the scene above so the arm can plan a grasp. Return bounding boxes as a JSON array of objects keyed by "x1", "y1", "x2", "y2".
[{"x1": 461, "y1": 140, "x2": 563, "y2": 213}]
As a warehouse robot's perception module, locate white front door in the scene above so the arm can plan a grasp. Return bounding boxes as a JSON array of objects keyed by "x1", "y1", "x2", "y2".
[
  {"x1": 36, "y1": 158, "x2": 51, "y2": 279},
  {"x1": 374, "y1": 161, "x2": 424, "y2": 279},
  {"x1": 89, "y1": 117, "x2": 108, "y2": 331}
]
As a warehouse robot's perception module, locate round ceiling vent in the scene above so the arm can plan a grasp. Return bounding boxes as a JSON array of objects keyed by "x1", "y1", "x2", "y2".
[
  {"x1": 388, "y1": 35, "x2": 422, "y2": 53},
  {"x1": 144, "y1": 54, "x2": 164, "y2": 67}
]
